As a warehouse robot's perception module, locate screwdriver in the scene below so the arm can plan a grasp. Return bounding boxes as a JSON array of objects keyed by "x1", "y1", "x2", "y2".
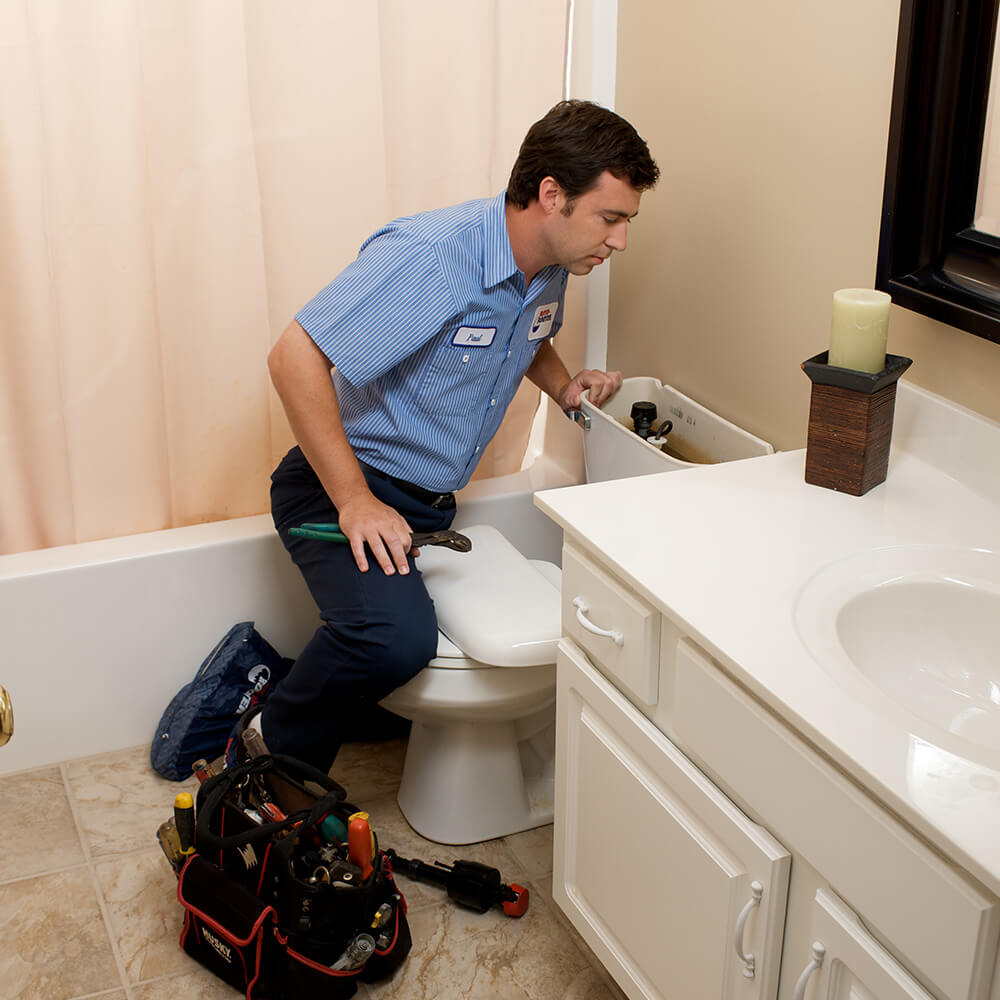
[
  {"x1": 174, "y1": 792, "x2": 196, "y2": 857},
  {"x1": 347, "y1": 812, "x2": 375, "y2": 879}
]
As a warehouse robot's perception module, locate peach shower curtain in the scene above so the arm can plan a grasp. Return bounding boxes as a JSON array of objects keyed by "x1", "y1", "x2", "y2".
[{"x1": 0, "y1": 0, "x2": 571, "y2": 555}]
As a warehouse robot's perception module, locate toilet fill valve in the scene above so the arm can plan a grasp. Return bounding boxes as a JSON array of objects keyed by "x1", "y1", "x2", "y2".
[
  {"x1": 629, "y1": 401, "x2": 673, "y2": 445},
  {"x1": 384, "y1": 849, "x2": 529, "y2": 917}
]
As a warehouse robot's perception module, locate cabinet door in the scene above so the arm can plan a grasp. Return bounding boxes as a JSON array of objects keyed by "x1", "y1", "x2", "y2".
[
  {"x1": 554, "y1": 639, "x2": 790, "y2": 1000},
  {"x1": 787, "y1": 890, "x2": 936, "y2": 1000}
]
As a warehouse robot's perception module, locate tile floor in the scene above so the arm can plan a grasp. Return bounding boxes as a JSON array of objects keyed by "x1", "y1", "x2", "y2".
[{"x1": 0, "y1": 739, "x2": 627, "y2": 1000}]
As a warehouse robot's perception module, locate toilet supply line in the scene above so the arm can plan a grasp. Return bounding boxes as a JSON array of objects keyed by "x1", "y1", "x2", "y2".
[{"x1": 289, "y1": 522, "x2": 473, "y2": 552}]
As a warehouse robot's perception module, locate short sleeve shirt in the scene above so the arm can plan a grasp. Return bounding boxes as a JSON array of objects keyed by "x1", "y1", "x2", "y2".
[{"x1": 294, "y1": 192, "x2": 568, "y2": 492}]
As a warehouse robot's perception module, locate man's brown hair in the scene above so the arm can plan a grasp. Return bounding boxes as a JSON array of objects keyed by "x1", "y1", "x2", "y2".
[{"x1": 507, "y1": 100, "x2": 659, "y2": 209}]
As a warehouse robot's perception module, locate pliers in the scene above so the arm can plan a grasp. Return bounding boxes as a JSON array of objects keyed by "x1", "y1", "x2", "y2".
[{"x1": 289, "y1": 523, "x2": 472, "y2": 553}]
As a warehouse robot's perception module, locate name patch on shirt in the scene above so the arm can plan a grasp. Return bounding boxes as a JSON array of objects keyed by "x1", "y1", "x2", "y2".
[
  {"x1": 452, "y1": 326, "x2": 496, "y2": 347},
  {"x1": 528, "y1": 302, "x2": 559, "y2": 341}
]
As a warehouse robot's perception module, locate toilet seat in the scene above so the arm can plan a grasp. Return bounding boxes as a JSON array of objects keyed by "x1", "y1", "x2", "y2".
[
  {"x1": 430, "y1": 559, "x2": 561, "y2": 668},
  {"x1": 418, "y1": 525, "x2": 561, "y2": 668}
]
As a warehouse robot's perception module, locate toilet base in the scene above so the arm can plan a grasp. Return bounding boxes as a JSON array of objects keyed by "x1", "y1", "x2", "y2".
[{"x1": 395, "y1": 711, "x2": 555, "y2": 845}]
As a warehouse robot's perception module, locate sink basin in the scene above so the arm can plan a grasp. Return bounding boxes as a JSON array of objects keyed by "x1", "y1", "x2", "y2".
[{"x1": 795, "y1": 545, "x2": 1000, "y2": 755}]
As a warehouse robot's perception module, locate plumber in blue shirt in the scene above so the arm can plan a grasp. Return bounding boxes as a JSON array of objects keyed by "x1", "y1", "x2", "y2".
[{"x1": 242, "y1": 100, "x2": 659, "y2": 771}]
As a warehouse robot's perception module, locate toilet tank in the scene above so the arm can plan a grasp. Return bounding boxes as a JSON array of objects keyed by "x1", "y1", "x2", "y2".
[{"x1": 579, "y1": 377, "x2": 773, "y2": 483}]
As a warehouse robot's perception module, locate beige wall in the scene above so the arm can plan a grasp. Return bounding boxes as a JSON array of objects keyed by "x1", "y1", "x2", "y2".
[{"x1": 610, "y1": 0, "x2": 1000, "y2": 452}]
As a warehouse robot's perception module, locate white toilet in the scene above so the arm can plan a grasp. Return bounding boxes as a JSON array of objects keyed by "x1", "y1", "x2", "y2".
[{"x1": 380, "y1": 380, "x2": 774, "y2": 845}]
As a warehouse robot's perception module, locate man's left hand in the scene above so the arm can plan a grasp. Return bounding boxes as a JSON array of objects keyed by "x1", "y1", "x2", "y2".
[{"x1": 556, "y1": 369, "x2": 623, "y2": 410}]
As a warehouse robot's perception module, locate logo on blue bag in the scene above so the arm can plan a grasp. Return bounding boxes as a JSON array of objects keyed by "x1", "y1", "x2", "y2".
[{"x1": 236, "y1": 665, "x2": 271, "y2": 714}]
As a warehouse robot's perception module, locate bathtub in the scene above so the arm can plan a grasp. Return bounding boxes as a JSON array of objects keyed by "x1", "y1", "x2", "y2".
[{"x1": 0, "y1": 452, "x2": 577, "y2": 776}]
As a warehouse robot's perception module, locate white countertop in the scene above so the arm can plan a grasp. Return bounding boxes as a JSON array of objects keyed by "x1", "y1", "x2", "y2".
[{"x1": 535, "y1": 383, "x2": 1000, "y2": 897}]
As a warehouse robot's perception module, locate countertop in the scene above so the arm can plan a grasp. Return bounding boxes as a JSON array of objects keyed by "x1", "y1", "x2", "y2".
[{"x1": 535, "y1": 384, "x2": 1000, "y2": 897}]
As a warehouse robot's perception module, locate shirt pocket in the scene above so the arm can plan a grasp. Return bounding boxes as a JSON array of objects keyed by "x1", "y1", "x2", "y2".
[{"x1": 418, "y1": 340, "x2": 498, "y2": 415}]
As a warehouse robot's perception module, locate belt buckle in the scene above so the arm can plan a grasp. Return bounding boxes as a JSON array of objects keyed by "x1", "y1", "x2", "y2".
[{"x1": 430, "y1": 492, "x2": 452, "y2": 509}]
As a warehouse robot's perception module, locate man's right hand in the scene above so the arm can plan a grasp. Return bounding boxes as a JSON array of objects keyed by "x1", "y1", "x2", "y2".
[{"x1": 335, "y1": 491, "x2": 414, "y2": 576}]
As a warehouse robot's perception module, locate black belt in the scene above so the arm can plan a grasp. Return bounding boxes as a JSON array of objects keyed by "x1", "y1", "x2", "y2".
[{"x1": 361, "y1": 463, "x2": 455, "y2": 509}]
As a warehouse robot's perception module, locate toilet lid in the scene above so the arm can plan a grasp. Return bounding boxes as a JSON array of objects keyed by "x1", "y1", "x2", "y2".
[{"x1": 418, "y1": 524, "x2": 561, "y2": 667}]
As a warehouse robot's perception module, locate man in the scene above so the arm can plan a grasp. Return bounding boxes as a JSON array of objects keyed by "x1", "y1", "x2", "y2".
[{"x1": 241, "y1": 100, "x2": 658, "y2": 771}]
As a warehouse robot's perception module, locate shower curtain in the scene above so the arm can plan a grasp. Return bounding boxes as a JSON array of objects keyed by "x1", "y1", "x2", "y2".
[{"x1": 0, "y1": 0, "x2": 571, "y2": 555}]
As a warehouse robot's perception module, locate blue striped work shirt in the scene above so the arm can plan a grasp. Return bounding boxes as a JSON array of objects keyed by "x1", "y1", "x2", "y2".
[{"x1": 295, "y1": 191, "x2": 568, "y2": 492}]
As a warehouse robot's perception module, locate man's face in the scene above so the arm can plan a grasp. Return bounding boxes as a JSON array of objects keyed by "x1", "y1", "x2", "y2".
[{"x1": 544, "y1": 171, "x2": 643, "y2": 276}]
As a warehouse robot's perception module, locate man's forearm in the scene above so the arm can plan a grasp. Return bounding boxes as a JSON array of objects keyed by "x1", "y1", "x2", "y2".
[
  {"x1": 268, "y1": 321, "x2": 369, "y2": 510},
  {"x1": 525, "y1": 340, "x2": 572, "y2": 404}
]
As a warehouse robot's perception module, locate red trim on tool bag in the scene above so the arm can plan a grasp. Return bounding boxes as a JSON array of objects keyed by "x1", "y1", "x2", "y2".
[
  {"x1": 285, "y1": 945, "x2": 359, "y2": 978},
  {"x1": 373, "y1": 905, "x2": 401, "y2": 955},
  {"x1": 176, "y1": 858, "x2": 278, "y2": 946}
]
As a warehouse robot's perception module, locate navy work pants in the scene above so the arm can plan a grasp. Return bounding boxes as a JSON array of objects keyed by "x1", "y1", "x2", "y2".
[{"x1": 262, "y1": 446, "x2": 456, "y2": 771}]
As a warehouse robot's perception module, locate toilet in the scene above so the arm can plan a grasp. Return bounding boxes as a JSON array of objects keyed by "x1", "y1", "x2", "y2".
[{"x1": 379, "y1": 379, "x2": 774, "y2": 845}]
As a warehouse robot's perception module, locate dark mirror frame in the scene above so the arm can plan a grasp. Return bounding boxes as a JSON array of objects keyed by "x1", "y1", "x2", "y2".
[{"x1": 876, "y1": 0, "x2": 1000, "y2": 344}]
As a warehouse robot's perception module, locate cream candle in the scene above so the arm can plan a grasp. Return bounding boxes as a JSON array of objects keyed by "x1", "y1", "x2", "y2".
[{"x1": 827, "y1": 288, "x2": 891, "y2": 373}]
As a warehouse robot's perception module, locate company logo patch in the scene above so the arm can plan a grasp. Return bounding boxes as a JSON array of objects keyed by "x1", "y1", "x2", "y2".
[
  {"x1": 452, "y1": 326, "x2": 496, "y2": 347},
  {"x1": 202, "y1": 927, "x2": 233, "y2": 964},
  {"x1": 528, "y1": 302, "x2": 558, "y2": 340},
  {"x1": 236, "y1": 664, "x2": 271, "y2": 714},
  {"x1": 238, "y1": 843, "x2": 259, "y2": 870}
]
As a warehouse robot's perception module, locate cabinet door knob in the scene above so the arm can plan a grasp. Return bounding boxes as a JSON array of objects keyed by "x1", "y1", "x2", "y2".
[
  {"x1": 572, "y1": 597, "x2": 625, "y2": 646},
  {"x1": 733, "y1": 880, "x2": 763, "y2": 978},
  {"x1": 792, "y1": 941, "x2": 826, "y2": 1000}
]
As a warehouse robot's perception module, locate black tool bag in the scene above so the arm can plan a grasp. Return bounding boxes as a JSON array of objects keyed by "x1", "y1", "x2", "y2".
[{"x1": 177, "y1": 754, "x2": 411, "y2": 999}]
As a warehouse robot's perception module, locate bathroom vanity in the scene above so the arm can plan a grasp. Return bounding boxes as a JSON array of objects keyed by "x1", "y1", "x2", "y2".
[{"x1": 535, "y1": 383, "x2": 1000, "y2": 1000}]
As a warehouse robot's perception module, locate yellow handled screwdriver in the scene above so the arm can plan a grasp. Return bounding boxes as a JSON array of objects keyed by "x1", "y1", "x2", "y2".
[{"x1": 174, "y1": 792, "x2": 196, "y2": 857}]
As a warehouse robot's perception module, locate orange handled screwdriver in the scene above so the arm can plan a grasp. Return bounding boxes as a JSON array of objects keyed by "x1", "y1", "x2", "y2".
[{"x1": 347, "y1": 812, "x2": 375, "y2": 879}]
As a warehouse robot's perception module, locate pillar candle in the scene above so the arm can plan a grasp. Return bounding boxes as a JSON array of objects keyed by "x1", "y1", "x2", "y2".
[{"x1": 827, "y1": 288, "x2": 891, "y2": 373}]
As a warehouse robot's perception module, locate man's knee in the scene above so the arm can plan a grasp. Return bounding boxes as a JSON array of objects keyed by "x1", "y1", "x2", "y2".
[{"x1": 374, "y1": 614, "x2": 439, "y2": 688}]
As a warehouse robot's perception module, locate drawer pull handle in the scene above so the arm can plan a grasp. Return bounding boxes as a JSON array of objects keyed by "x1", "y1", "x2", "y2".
[
  {"x1": 572, "y1": 598, "x2": 624, "y2": 646},
  {"x1": 733, "y1": 880, "x2": 763, "y2": 978},
  {"x1": 792, "y1": 941, "x2": 825, "y2": 1000}
]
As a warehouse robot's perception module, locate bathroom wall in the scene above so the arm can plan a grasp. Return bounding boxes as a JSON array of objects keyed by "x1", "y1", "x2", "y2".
[{"x1": 609, "y1": 0, "x2": 1000, "y2": 452}]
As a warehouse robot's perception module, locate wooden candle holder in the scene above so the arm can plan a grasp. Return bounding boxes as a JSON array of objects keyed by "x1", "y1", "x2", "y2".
[{"x1": 801, "y1": 352, "x2": 912, "y2": 496}]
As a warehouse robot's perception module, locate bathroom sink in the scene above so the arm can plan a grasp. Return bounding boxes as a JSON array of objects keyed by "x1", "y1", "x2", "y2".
[{"x1": 794, "y1": 545, "x2": 1000, "y2": 754}]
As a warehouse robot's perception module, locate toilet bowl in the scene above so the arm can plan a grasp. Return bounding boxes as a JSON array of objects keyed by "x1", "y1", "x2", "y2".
[{"x1": 379, "y1": 524, "x2": 561, "y2": 845}]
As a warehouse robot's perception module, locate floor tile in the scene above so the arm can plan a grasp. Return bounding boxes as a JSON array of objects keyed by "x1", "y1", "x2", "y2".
[
  {"x1": 0, "y1": 868, "x2": 122, "y2": 1000},
  {"x1": 65, "y1": 746, "x2": 198, "y2": 858},
  {"x1": 331, "y1": 738, "x2": 408, "y2": 802},
  {"x1": 0, "y1": 767, "x2": 85, "y2": 881},
  {"x1": 131, "y1": 968, "x2": 238, "y2": 999},
  {"x1": 93, "y1": 847, "x2": 191, "y2": 984},
  {"x1": 365, "y1": 887, "x2": 621, "y2": 999},
  {"x1": 501, "y1": 822, "x2": 554, "y2": 880}
]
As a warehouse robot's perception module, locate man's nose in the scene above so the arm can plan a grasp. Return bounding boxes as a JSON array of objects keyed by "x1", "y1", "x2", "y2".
[{"x1": 606, "y1": 221, "x2": 628, "y2": 252}]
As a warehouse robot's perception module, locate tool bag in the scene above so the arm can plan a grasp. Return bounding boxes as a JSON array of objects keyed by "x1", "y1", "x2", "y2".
[{"x1": 177, "y1": 754, "x2": 411, "y2": 999}]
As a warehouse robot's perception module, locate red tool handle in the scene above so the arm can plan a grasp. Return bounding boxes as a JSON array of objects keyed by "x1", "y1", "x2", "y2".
[{"x1": 501, "y1": 883, "x2": 530, "y2": 917}]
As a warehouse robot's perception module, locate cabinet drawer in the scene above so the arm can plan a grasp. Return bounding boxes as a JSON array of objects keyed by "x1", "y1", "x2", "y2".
[
  {"x1": 561, "y1": 542, "x2": 660, "y2": 705},
  {"x1": 672, "y1": 639, "x2": 1000, "y2": 1000},
  {"x1": 554, "y1": 638, "x2": 790, "y2": 1000}
]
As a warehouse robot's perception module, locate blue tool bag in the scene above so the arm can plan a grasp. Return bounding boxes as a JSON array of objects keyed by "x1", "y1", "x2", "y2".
[{"x1": 151, "y1": 622, "x2": 292, "y2": 781}]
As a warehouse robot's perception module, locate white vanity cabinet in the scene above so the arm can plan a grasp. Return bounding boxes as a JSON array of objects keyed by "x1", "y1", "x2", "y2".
[
  {"x1": 556, "y1": 639, "x2": 790, "y2": 999},
  {"x1": 553, "y1": 540, "x2": 1000, "y2": 1000}
]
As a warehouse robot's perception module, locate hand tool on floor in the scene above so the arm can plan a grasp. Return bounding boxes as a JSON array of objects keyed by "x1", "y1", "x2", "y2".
[
  {"x1": 289, "y1": 522, "x2": 472, "y2": 552},
  {"x1": 384, "y1": 849, "x2": 529, "y2": 917}
]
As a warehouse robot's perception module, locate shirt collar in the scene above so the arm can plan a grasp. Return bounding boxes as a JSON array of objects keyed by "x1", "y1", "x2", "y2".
[{"x1": 482, "y1": 191, "x2": 521, "y2": 289}]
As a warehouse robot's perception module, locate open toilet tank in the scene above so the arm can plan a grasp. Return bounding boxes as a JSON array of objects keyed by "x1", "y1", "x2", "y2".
[{"x1": 378, "y1": 379, "x2": 773, "y2": 844}]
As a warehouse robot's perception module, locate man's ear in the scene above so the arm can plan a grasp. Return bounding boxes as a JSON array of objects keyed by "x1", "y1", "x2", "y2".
[{"x1": 537, "y1": 176, "x2": 563, "y2": 216}]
